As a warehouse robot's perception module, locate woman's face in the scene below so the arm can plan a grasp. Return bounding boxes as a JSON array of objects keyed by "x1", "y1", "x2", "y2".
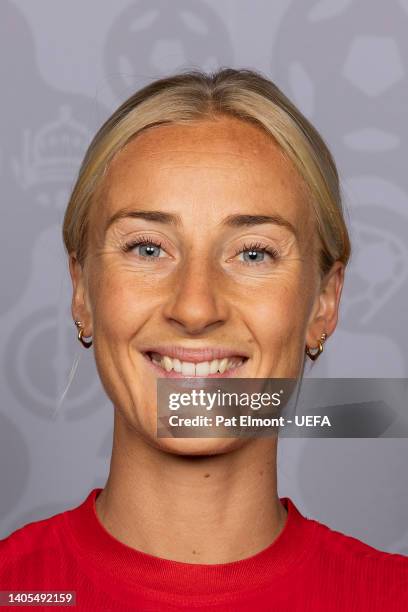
[{"x1": 70, "y1": 115, "x2": 344, "y2": 454}]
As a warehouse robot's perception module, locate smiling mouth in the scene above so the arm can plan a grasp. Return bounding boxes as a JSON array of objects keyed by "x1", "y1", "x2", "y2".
[{"x1": 144, "y1": 352, "x2": 248, "y2": 377}]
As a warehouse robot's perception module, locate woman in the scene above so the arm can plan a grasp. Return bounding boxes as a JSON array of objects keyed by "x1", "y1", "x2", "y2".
[{"x1": 1, "y1": 68, "x2": 407, "y2": 611}]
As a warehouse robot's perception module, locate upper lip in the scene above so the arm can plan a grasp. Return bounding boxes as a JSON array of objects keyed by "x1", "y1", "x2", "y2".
[{"x1": 141, "y1": 346, "x2": 249, "y2": 363}]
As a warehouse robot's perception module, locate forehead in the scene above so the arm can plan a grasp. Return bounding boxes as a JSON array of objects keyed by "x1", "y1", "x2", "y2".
[{"x1": 94, "y1": 115, "x2": 311, "y2": 228}]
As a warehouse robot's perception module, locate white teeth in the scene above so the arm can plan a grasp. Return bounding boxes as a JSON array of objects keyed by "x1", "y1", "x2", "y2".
[
  {"x1": 218, "y1": 357, "x2": 229, "y2": 374},
  {"x1": 172, "y1": 358, "x2": 182, "y2": 373},
  {"x1": 149, "y1": 353, "x2": 244, "y2": 375},
  {"x1": 162, "y1": 356, "x2": 173, "y2": 372},
  {"x1": 196, "y1": 361, "x2": 210, "y2": 376},
  {"x1": 181, "y1": 361, "x2": 195, "y2": 376},
  {"x1": 209, "y1": 359, "x2": 219, "y2": 374}
]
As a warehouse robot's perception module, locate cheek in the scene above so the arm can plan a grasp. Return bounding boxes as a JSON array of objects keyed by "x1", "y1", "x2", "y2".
[
  {"x1": 254, "y1": 281, "x2": 305, "y2": 325},
  {"x1": 89, "y1": 265, "x2": 155, "y2": 338},
  {"x1": 95, "y1": 280, "x2": 128, "y2": 336},
  {"x1": 245, "y1": 278, "x2": 312, "y2": 357}
]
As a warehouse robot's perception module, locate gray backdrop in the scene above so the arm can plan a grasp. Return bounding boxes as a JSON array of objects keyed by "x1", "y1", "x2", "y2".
[{"x1": 1, "y1": 0, "x2": 407, "y2": 554}]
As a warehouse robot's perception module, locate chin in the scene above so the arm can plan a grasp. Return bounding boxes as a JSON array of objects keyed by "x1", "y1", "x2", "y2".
[{"x1": 154, "y1": 436, "x2": 244, "y2": 457}]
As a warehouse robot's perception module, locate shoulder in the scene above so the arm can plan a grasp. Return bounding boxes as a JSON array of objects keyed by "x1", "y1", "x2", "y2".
[
  {"x1": 0, "y1": 490, "x2": 94, "y2": 580},
  {"x1": 285, "y1": 497, "x2": 408, "y2": 572},
  {"x1": 309, "y1": 514, "x2": 408, "y2": 602},
  {"x1": 0, "y1": 490, "x2": 100, "y2": 592},
  {"x1": 313, "y1": 517, "x2": 408, "y2": 566},
  {"x1": 282, "y1": 498, "x2": 408, "y2": 609},
  {"x1": 0, "y1": 509, "x2": 66, "y2": 568}
]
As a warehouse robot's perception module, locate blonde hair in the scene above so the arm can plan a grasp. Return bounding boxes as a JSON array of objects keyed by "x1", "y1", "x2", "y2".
[{"x1": 63, "y1": 68, "x2": 350, "y2": 274}]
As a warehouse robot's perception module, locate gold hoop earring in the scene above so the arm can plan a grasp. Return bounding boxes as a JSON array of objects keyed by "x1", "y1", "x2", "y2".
[
  {"x1": 74, "y1": 320, "x2": 93, "y2": 349},
  {"x1": 305, "y1": 332, "x2": 327, "y2": 361}
]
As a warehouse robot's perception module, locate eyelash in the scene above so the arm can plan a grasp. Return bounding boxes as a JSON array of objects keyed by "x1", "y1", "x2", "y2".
[
  {"x1": 121, "y1": 237, "x2": 280, "y2": 264},
  {"x1": 234, "y1": 242, "x2": 280, "y2": 265},
  {"x1": 121, "y1": 236, "x2": 163, "y2": 255}
]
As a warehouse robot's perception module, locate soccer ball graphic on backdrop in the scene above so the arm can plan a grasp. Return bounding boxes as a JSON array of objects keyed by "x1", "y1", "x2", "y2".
[
  {"x1": 273, "y1": 0, "x2": 408, "y2": 365},
  {"x1": 104, "y1": 0, "x2": 234, "y2": 100},
  {"x1": 274, "y1": 0, "x2": 408, "y2": 182}
]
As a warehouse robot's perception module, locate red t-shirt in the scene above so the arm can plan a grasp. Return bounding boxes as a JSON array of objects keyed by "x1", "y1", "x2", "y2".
[{"x1": 1, "y1": 488, "x2": 407, "y2": 610}]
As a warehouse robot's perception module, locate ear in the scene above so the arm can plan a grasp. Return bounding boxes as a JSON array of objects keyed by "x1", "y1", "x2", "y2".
[
  {"x1": 69, "y1": 253, "x2": 92, "y2": 336},
  {"x1": 305, "y1": 261, "x2": 345, "y2": 348}
]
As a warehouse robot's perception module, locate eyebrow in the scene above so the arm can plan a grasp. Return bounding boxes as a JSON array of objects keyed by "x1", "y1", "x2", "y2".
[
  {"x1": 222, "y1": 214, "x2": 298, "y2": 238},
  {"x1": 105, "y1": 209, "x2": 298, "y2": 238},
  {"x1": 105, "y1": 209, "x2": 182, "y2": 233}
]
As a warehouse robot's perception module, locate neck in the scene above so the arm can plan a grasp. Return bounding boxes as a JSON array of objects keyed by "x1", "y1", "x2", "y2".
[{"x1": 95, "y1": 413, "x2": 287, "y2": 564}]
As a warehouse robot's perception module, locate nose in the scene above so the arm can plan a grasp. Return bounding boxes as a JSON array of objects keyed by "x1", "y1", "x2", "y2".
[{"x1": 162, "y1": 255, "x2": 229, "y2": 335}]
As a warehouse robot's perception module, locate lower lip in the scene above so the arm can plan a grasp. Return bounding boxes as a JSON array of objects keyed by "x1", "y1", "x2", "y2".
[{"x1": 142, "y1": 353, "x2": 248, "y2": 378}]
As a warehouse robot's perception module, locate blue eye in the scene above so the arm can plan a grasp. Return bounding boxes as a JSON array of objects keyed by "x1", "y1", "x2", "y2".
[
  {"x1": 122, "y1": 237, "x2": 164, "y2": 258},
  {"x1": 137, "y1": 244, "x2": 162, "y2": 258},
  {"x1": 238, "y1": 243, "x2": 279, "y2": 265},
  {"x1": 242, "y1": 249, "x2": 266, "y2": 263}
]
